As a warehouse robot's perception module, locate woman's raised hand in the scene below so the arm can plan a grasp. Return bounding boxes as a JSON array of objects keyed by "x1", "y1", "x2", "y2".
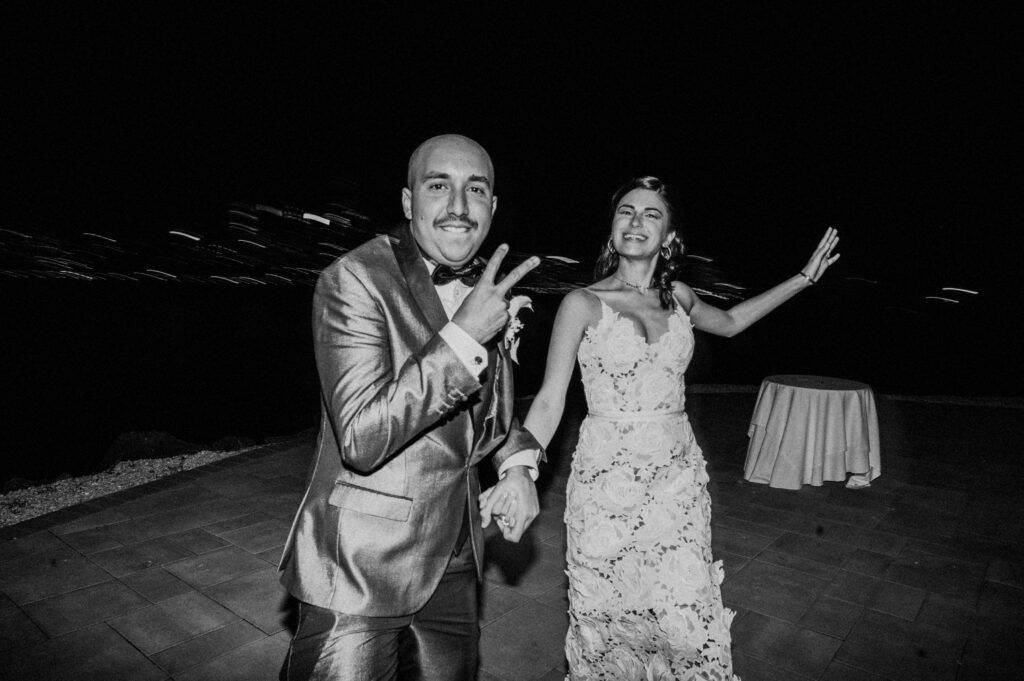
[{"x1": 800, "y1": 227, "x2": 840, "y2": 284}]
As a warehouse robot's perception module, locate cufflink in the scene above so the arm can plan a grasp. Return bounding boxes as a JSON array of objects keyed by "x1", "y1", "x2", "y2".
[{"x1": 473, "y1": 356, "x2": 483, "y2": 366}]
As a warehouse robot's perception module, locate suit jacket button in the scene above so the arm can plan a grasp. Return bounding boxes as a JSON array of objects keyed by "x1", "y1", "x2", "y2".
[{"x1": 473, "y1": 356, "x2": 483, "y2": 366}]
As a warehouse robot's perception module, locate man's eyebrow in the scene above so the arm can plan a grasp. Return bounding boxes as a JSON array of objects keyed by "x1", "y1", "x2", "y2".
[
  {"x1": 468, "y1": 174, "x2": 492, "y2": 188},
  {"x1": 422, "y1": 171, "x2": 451, "y2": 182}
]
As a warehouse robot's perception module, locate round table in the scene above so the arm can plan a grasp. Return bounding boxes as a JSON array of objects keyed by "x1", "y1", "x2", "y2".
[{"x1": 743, "y1": 374, "x2": 881, "y2": 489}]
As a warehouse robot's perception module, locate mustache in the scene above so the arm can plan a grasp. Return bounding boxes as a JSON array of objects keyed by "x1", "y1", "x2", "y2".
[{"x1": 434, "y1": 214, "x2": 478, "y2": 230}]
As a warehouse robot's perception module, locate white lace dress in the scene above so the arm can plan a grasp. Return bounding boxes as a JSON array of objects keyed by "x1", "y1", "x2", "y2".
[{"x1": 564, "y1": 299, "x2": 739, "y2": 680}]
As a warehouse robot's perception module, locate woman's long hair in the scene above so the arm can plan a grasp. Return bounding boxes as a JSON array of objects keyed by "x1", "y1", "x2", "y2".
[{"x1": 594, "y1": 176, "x2": 684, "y2": 309}]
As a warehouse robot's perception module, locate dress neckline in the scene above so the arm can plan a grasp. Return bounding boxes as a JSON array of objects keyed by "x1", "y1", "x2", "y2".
[{"x1": 593, "y1": 298, "x2": 689, "y2": 348}]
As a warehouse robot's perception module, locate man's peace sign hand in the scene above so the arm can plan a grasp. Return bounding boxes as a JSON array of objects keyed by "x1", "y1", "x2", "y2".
[{"x1": 452, "y1": 245, "x2": 540, "y2": 345}]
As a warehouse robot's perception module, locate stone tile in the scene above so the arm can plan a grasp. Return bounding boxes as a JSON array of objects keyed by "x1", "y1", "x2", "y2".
[
  {"x1": 819, "y1": 660, "x2": 890, "y2": 680},
  {"x1": 782, "y1": 516, "x2": 866, "y2": 545},
  {"x1": 757, "y1": 549, "x2": 839, "y2": 581},
  {"x1": 731, "y1": 650, "x2": 807, "y2": 680},
  {"x1": 885, "y1": 547, "x2": 986, "y2": 599},
  {"x1": 0, "y1": 547, "x2": 112, "y2": 605},
  {"x1": 986, "y1": 558, "x2": 1023, "y2": 589},
  {"x1": 769, "y1": 531, "x2": 857, "y2": 567},
  {"x1": 166, "y1": 527, "x2": 231, "y2": 555},
  {"x1": 173, "y1": 629, "x2": 289, "y2": 681},
  {"x1": 108, "y1": 590, "x2": 238, "y2": 654},
  {"x1": 0, "y1": 593, "x2": 14, "y2": 611},
  {"x1": 255, "y1": 545, "x2": 285, "y2": 565},
  {"x1": 732, "y1": 610, "x2": 841, "y2": 679},
  {"x1": 854, "y1": 528, "x2": 907, "y2": 557},
  {"x1": 165, "y1": 546, "x2": 268, "y2": 590},
  {"x1": 957, "y1": 637, "x2": 1024, "y2": 681},
  {"x1": 713, "y1": 513, "x2": 784, "y2": 540},
  {"x1": 103, "y1": 498, "x2": 251, "y2": 544},
  {"x1": 876, "y1": 505, "x2": 959, "y2": 540},
  {"x1": 151, "y1": 620, "x2": 265, "y2": 675},
  {"x1": 122, "y1": 567, "x2": 196, "y2": 603},
  {"x1": 484, "y1": 537, "x2": 567, "y2": 599},
  {"x1": 711, "y1": 524, "x2": 776, "y2": 558},
  {"x1": 203, "y1": 566, "x2": 290, "y2": 635},
  {"x1": 835, "y1": 609, "x2": 961, "y2": 681},
  {"x1": 866, "y1": 580, "x2": 926, "y2": 620},
  {"x1": 812, "y1": 500, "x2": 886, "y2": 527},
  {"x1": 194, "y1": 472, "x2": 278, "y2": 499},
  {"x1": 22, "y1": 579, "x2": 149, "y2": 636},
  {"x1": 721, "y1": 559, "x2": 826, "y2": 622},
  {"x1": 219, "y1": 519, "x2": 293, "y2": 555},
  {"x1": 89, "y1": 536, "x2": 195, "y2": 577},
  {"x1": 0, "y1": 530, "x2": 66, "y2": 562},
  {"x1": 721, "y1": 502, "x2": 802, "y2": 534},
  {"x1": 201, "y1": 511, "x2": 276, "y2": 536},
  {"x1": 798, "y1": 594, "x2": 863, "y2": 639},
  {"x1": 914, "y1": 592, "x2": 976, "y2": 645},
  {"x1": 717, "y1": 549, "x2": 751, "y2": 580},
  {"x1": 479, "y1": 600, "x2": 567, "y2": 681},
  {"x1": 480, "y1": 583, "x2": 533, "y2": 626},
  {"x1": 843, "y1": 548, "x2": 894, "y2": 578},
  {"x1": 823, "y1": 570, "x2": 883, "y2": 607},
  {"x1": 972, "y1": 580, "x2": 1024, "y2": 649},
  {"x1": 0, "y1": 622, "x2": 166, "y2": 681},
  {"x1": 56, "y1": 526, "x2": 124, "y2": 554},
  {"x1": 0, "y1": 606, "x2": 47, "y2": 653},
  {"x1": 114, "y1": 483, "x2": 221, "y2": 516},
  {"x1": 50, "y1": 508, "x2": 133, "y2": 536}
]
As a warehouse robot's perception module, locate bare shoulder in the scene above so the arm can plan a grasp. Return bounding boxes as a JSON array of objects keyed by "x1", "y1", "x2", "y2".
[
  {"x1": 671, "y1": 281, "x2": 698, "y2": 313},
  {"x1": 556, "y1": 287, "x2": 604, "y2": 329}
]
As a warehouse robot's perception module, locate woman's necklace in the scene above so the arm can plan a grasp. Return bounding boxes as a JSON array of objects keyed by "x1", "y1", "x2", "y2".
[{"x1": 615, "y1": 275, "x2": 653, "y2": 293}]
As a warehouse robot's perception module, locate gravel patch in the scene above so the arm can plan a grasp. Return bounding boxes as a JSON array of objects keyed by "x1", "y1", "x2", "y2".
[{"x1": 0, "y1": 447, "x2": 258, "y2": 528}]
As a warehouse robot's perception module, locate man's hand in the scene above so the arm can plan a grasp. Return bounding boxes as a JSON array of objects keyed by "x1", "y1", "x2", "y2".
[
  {"x1": 479, "y1": 466, "x2": 539, "y2": 543},
  {"x1": 452, "y1": 245, "x2": 540, "y2": 345}
]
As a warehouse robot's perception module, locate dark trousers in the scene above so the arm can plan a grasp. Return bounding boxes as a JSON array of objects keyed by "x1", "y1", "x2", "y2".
[{"x1": 279, "y1": 548, "x2": 479, "y2": 681}]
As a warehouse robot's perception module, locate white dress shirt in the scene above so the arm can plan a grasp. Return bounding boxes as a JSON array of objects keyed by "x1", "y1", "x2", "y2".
[{"x1": 427, "y1": 261, "x2": 539, "y2": 480}]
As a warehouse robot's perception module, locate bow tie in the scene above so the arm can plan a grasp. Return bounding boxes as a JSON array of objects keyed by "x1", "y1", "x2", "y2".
[{"x1": 431, "y1": 258, "x2": 486, "y2": 287}]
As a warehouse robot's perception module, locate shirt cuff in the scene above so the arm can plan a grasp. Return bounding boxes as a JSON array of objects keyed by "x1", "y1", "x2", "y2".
[
  {"x1": 498, "y1": 450, "x2": 541, "y2": 482},
  {"x1": 439, "y1": 322, "x2": 488, "y2": 377}
]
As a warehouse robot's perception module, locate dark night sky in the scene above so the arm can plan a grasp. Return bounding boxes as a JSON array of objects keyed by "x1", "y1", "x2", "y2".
[
  {"x1": 6, "y1": 2, "x2": 1022, "y2": 298},
  {"x1": 3, "y1": 3, "x2": 1024, "y2": 477}
]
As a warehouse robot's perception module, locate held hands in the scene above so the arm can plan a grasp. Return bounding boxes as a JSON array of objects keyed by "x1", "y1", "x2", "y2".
[
  {"x1": 800, "y1": 227, "x2": 840, "y2": 285},
  {"x1": 452, "y1": 245, "x2": 541, "y2": 345},
  {"x1": 478, "y1": 466, "x2": 539, "y2": 543}
]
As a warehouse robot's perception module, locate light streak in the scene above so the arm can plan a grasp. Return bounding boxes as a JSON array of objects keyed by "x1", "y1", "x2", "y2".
[
  {"x1": 304, "y1": 213, "x2": 331, "y2": 225},
  {"x1": 146, "y1": 269, "x2": 177, "y2": 279},
  {"x1": 686, "y1": 255, "x2": 713, "y2": 262},
  {"x1": 925, "y1": 296, "x2": 959, "y2": 303},
  {"x1": 845, "y1": 277, "x2": 878, "y2": 284},
  {"x1": 941, "y1": 287, "x2": 978, "y2": 294},
  {"x1": 169, "y1": 230, "x2": 201, "y2": 241},
  {"x1": 543, "y1": 255, "x2": 580, "y2": 264},
  {"x1": 83, "y1": 232, "x2": 117, "y2": 242},
  {"x1": 238, "y1": 239, "x2": 266, "y2": 248},
  {"x1": 210, "y1": 275, "x2": 239, "y2": 284}
]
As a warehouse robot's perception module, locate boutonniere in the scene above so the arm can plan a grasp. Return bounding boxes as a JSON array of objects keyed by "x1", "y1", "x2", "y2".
[{"x1": 504, "y1": 295, "x2": 532, "y2": 364}]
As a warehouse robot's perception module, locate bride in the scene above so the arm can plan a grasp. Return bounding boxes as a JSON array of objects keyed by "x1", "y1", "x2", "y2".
[{"x1": 483, "y1": 175, "x2": 838, "y2": 679}]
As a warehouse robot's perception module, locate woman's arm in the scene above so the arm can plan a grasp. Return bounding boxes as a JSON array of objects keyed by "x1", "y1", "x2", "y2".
[
  {"x1": 682, "y1": 227, "x2": 840, "y2": 338},
  {"x1": 522, "y1": 289, "x2": 596, "y2": 448}
]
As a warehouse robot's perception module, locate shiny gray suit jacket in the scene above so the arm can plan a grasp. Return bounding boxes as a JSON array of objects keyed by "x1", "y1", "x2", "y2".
[{"x1": 278, "y1": 224, "x2": 543, "y2": 617}]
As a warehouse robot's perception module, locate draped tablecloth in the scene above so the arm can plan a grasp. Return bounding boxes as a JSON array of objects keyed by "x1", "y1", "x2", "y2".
[{"x1": 744, "y1": 375, "x2": 881, "y2": 490}]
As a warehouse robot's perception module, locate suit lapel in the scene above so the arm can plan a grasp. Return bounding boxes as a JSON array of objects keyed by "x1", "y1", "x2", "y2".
[{"x1": 391, "y1": 223, "x2": 448, "y2": 333}]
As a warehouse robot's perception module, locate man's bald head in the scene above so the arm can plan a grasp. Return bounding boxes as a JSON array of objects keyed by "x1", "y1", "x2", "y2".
[{"x1": 406, "y1": 134, "x2": 494, "y2": 190}]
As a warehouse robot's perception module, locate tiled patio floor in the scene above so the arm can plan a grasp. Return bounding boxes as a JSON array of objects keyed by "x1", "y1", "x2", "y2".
[{"x1": 1, "y1": 391, "x2": 1022, "y2": 680}]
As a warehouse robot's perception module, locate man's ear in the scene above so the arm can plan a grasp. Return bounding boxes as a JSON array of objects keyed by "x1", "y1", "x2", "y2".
[
  {"x1": 402, "y1": 187, "x2": 413, "y2": 220},
  {"x1": 491, "y1": 195, "x2": 498, "y2": 217}
]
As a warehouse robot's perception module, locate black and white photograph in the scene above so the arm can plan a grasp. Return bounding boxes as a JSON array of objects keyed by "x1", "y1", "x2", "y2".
[{"x1": 2, "y1": 3, "x2": 1022, "y2": 680}]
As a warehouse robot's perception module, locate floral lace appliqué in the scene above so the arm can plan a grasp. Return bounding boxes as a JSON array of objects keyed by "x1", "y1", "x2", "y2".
[{"x1": 565, "y1": 298, "x2": 740, "y2": 680}]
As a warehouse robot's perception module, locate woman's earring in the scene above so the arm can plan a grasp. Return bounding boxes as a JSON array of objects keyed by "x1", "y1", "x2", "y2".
[
  {"x1": 660, "y1": 244, "x2": 672, "y2": 260},
  {"x1": 607, "y1": 236, "x2": 617, "y2": 255}
]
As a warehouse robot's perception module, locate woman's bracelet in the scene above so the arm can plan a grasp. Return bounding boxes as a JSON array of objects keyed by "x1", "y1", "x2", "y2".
[{"x1": 799, "y1": 271, "x2": 815, "y2": 285}]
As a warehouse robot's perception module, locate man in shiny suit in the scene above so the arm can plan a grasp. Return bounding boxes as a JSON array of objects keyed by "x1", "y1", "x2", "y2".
[{"x1": 278, "y1": 134, "x2": 544, "y2": 680}]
